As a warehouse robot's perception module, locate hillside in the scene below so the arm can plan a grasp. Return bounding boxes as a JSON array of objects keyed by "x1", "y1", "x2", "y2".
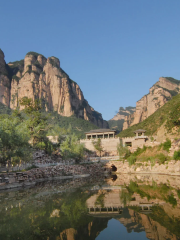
[
  {"x1": 123, "y1": 77, "x2": 180, "y2": 130},
  {"x1": 0, "y1": 49, "x2": 108, "y2": 128},
  {"x1": 48, "y1": 112, "x2": 99, "y2": 139},
  {"x1": 118, "y1": 93, "x2": 180, "y2": 138}
]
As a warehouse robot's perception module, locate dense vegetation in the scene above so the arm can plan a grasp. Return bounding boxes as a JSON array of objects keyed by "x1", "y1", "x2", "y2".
[
  {"x1": 0, "y1": 98, "x2": 98, "y2": 165},
  {"x1": 118, "y1": 138, "x2": 171, "y2": 165},
  {"x1": 118, "y1": 94, "x2": 180, "y2": 137}
]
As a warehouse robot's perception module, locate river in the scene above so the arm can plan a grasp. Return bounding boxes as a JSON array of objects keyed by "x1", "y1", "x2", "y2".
[{"x1": 0, "y1": 174, "x2": 180, "y2": 240}]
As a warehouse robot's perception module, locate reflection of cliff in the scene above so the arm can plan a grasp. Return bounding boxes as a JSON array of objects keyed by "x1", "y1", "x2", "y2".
[
  {"x1": 119, "y1": 207, "x2": 179, "y2": 240},
  {"x1": 57, "y1": 218, "x2": 110, "y2": 240}
]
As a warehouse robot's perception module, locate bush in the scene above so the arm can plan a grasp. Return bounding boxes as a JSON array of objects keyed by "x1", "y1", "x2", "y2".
[
  {"x1": 155, "y1": 153, "x2": 167, "y2": 164},
  {"x1": 163, "y1": 138, "x2": 171, "y2": 152},
  {"x1": 117, "y1": 144, "x2": 131, "y2": 159},
  {"x1": 127, "y1": 155, "x2": 136, "y2": 166},
  {"x1": 166, "y1": 194, "x2": 177, "y2": 207},
  {"x1": 173, "y1": 150, "x2": 180, "y2": 160}
]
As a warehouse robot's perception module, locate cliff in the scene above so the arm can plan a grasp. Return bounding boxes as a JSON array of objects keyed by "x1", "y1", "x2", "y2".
[
  {"x1": 111, "y1": 106, "x2": 136, "y2": 121},
  {"x1": 0, "y1": 49, "x2": 11, "y2": 107},
  {"x1": 108, "y1": 106, "x2": 135, "y2": 131},
  {"x1": 123, "y1": 77, "x2": 180, "y2": 130},
  {"x1": 0, "y1": 50, "x2": 108, "y2": 128}
]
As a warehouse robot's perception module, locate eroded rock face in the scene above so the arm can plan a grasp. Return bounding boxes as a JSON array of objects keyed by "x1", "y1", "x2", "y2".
[
  {"x1": 0, "y1": 49, "x2": 10, "y2": 106},
  {"x1": 0, "y1": 50, "x2": 108, "y2": 128},
  {"x1": 123, "y1": 77, "x2": 180, "y2": 130},
  {"x1": 110, "y1": 106, "x2": 136, "y2": 121}
]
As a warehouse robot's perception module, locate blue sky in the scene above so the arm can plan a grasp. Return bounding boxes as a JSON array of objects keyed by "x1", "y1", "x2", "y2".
[{"x1": 1, "y1": 0, "x2": 180, "y2": 120}]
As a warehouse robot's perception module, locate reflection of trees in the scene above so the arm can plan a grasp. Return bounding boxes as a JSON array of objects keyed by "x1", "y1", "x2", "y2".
[
  {"x1": 120, "y1": 189, "x2": 132, "y2": 206},
  {"x1": 95, "y1": 193, "x2": 105, "y2": 208},
  {"x1": 0, "y1": 188, "x2": 92, "y2": 240},
  {"x1": 60, "y1": 232, "x2": 68, "y2": 240}
]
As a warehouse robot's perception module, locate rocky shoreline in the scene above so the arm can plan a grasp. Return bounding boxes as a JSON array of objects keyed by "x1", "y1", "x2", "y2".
[{"x1": 0, "y1": 163, "x2": 110, "y2": 191}]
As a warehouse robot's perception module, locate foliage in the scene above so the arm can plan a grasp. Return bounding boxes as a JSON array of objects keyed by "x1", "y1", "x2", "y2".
[
  {"x1": 166, "y1": 193, "x2": 177, "y2": 207},
  {"x1": 164, "y1": 77, "x2": 180, "y2": 85},
  {"x1": 26, "y1": 51, "x2": 45, "y2": 58},
  {"x1": 60, "y1": 133, "x2": 85, "y2": 162},
  {"x1": 95, "y1": 193, "x2": 105, "y2": 207},
  {"x1": 155, "y1": 153, "x2": 168, "y2": 164},
  {"x1": 173, "y1": 150, "x2": 180, "y2": 160},
  {"x1": 47, "y1": 112, "x2": 98, "y2": 139},
  {"x1": 0, "y1": 117, "x2": 31, "y2": 164},
  {"x1": 177, "y1": 189, "x2": 180, "y2": 199},
  {"x1": 19, "y1": 97, "x2": 50, "y2": 147},
  {"x1": 118, "y1": 94, "x2": 180, "y2": 137},
  {"x1": 127, "y1": 155, "x2": 136, "y2": 165},
  {"x1": 117, "y1": 143, "x2": 130, "y2": 159},
  {"x1": 120, "y1": 189, "x2": 132, "y2": 206},
  {"x1": 92, "y1": 138, "x2": 103, "y2": 157}
]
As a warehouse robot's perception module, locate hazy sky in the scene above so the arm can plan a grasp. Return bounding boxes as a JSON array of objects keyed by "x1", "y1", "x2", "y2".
[{"x1": 1, "y1": 0, "x2": 180, "y2": 120}]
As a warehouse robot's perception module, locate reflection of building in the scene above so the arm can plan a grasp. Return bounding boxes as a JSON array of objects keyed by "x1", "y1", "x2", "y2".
[
  {"x1": 86, "y1": 190, "x2": 164, "y2": 217},
  {"x1": 80, "y1": 129, "x2": 120, "y2": 156}
]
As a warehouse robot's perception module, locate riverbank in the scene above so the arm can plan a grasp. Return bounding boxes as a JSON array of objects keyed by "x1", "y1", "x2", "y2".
[{"x1": 0, "y1": 162, "x2": 110, "y2": 191}]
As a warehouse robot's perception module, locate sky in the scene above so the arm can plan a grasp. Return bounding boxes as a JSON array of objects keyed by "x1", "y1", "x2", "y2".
[{"x1": 1, "y1": 0, "x2": 180, "y2": 120}]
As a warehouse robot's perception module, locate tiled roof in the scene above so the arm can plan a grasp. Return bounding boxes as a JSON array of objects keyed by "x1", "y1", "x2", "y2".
[{"x1": 85, "y1": 129, "x2": 116, "y2": 134}]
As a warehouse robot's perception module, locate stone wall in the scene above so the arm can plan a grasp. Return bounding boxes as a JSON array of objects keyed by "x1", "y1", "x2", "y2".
[
  {"x1": 106, "y1": 160, "x2": 180, "y2": 176},
  {"x1": 80, "y1": 138, "x2": 120, "y2": 156}
]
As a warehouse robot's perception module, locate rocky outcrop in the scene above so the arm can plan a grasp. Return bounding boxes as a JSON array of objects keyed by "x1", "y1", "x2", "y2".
[
  {"x1": 0, "y1": 49, "x2": 11, "y2": 107},
  {"x1": 123, "y1": 77, "x2": 180, "y2": 130},
  {"x1": 0, "y1": 50, "x2": 108, "y2": 128},
  {"x1": 108, "y1": 107, "x2": 135, "y2": 131},
  {"x1": 110, "y1": 106, "x2": 136, "y2": 121}
]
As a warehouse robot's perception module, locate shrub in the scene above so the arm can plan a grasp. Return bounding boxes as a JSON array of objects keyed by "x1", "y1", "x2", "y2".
[
  {"x1": 155, "y1": 153, "x2": 167, "y2": 164},
  {"x1": 173, "y1": 150, "x2": 180, "y2": 160},
  {"x1": 163, "y1": 138, "x2": 171, "y2": 152},
  {"x1": 117, "y1": 143, "x2": 130, "y2": 159},
  {"x1": 127, "y1": 155, "x2": 136, "y2": 166},
  {"x1": 166, "y1": 194, "x2": 177, "y2": 207}
]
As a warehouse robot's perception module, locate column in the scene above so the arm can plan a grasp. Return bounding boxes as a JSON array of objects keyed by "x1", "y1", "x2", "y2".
[
  {"x1": 108, "y1": 133, "x2": 109, "y2": 139},
  {"x1": 91, "y1": 135, "x2": 92, "y2": 139},
  {"x1": 103, "y1": 134, "x2": 104, "y2": 139}
]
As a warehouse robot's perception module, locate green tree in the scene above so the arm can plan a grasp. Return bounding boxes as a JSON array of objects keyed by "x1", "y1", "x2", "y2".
[
  {"x1": 0, "y1": 117, "x2": 31, "y2": 164},
  {"x1": 92, "y1": 138, "x2": 103, "y2": 157},
  {"x1": 19, "y1": 97, "x2": 49, "y2": 147},
  {"x1": 60, "y1": 133, "x2": 85, "y2": 162},
  {"x1": 117, "y1": 142, "x2": 130, "y2": 159}
]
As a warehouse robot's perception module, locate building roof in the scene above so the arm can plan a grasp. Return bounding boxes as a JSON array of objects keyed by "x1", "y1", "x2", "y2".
[
  {"x1": 134, "y1": 129, "x2": 146, "y2": 133},
  {"x1": 85, "y1": 129, "x2": 116, "y2": 134}
]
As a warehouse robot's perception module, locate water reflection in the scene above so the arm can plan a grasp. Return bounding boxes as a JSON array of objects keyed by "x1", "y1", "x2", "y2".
[{"x1": 0, "y1": 174, "x2": 180, "y2": 239}]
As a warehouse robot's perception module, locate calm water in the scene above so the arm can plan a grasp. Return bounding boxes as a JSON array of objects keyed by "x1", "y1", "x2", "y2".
[{"x1": 0, "y1": 174, "x2": 180, "y2": 240}]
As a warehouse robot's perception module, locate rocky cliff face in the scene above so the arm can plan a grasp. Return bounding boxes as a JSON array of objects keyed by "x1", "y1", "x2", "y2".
[
  {"x1": 123, "y1": 77, "x2": 180, "y2": 130},
  {"x1": 0, "y1": 50, "x2": 108, "y2": 128},
  {"x1": 108, "y1": 106, "x2": 135, "y2": 131},
  {"x1": 110, "y1": 106, "x2": 136, "y2": 121},
  {"x1": 0, "y1": 49, "x2": 11, "y2": 107}
]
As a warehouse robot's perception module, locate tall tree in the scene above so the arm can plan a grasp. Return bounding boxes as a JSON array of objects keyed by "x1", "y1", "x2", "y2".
[{"x1": 92, "y1": 138, "x2": 103, "y2": 157}]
